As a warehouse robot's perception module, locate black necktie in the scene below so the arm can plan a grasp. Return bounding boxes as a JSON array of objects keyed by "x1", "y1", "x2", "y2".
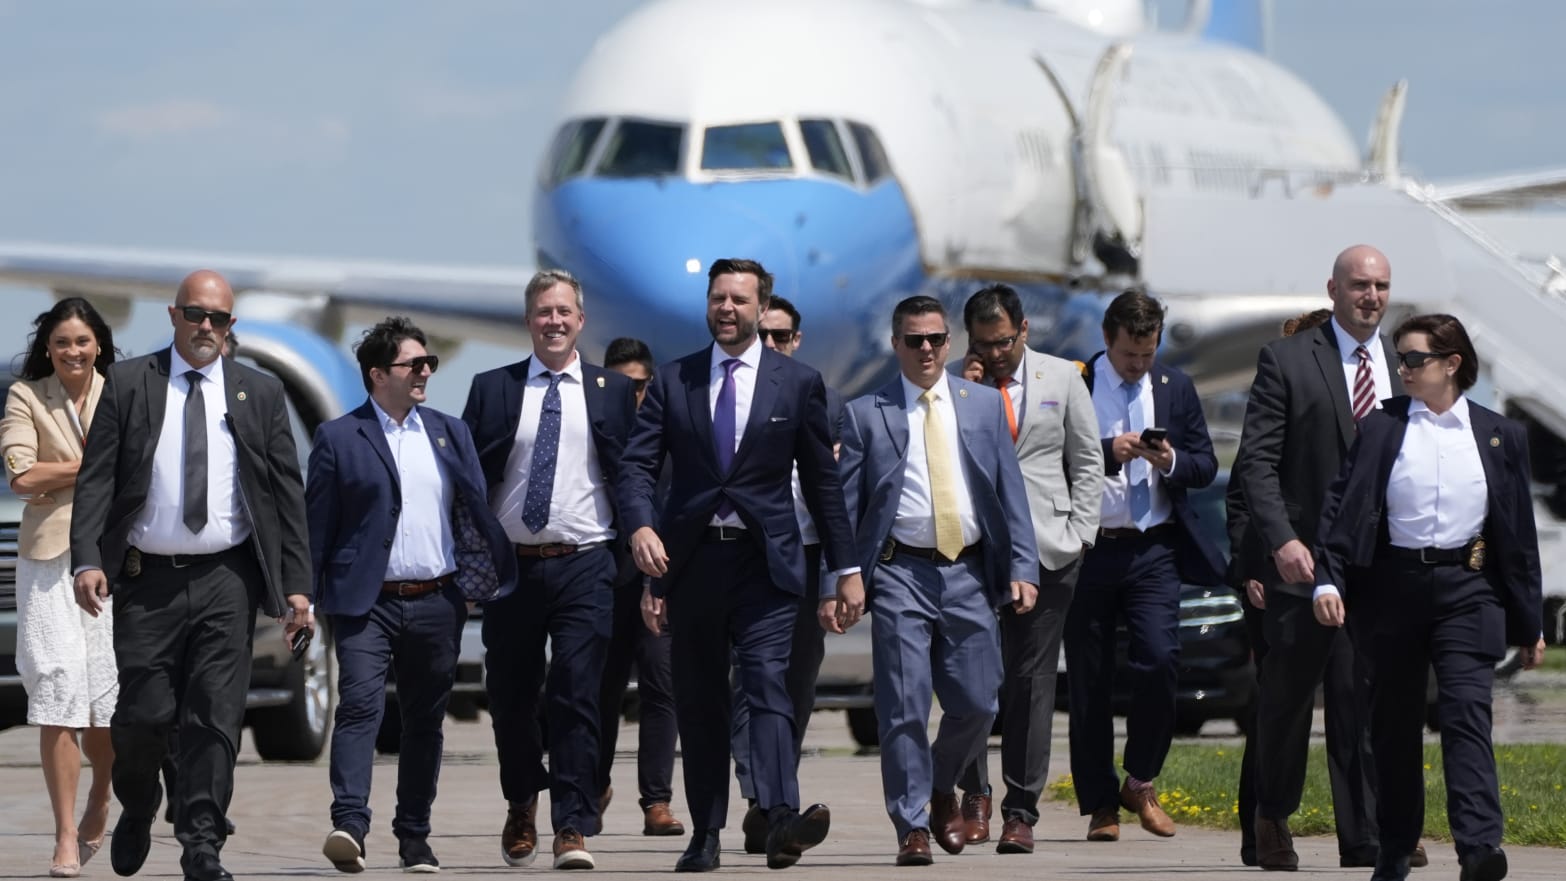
[{"x1": 183, "y1": 370, "x2": 208, "y2": 534}]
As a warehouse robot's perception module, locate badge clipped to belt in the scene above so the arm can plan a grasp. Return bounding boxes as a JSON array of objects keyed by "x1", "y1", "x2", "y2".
[
  {"x1": 879, "y1": 538, "x2": 896, "y2": 563},
  {"x1": 1465, "y1": 536, "x2": 1487, "y2": 572},
  {"x1": 123, "y1": 547, "x2": 143, "y2": 578}
]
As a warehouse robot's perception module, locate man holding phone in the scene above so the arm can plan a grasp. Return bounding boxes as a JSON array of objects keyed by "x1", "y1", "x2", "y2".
[{"x1": 1063, "y1": 291, "x2": 1225, "y2": 843}]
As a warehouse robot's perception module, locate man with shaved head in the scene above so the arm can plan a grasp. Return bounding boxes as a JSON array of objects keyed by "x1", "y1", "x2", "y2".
[
  {"x1": 70, "y1": 271, "x2": 312, "y2": 881},
  {"x1": 1233, "y1": 246, "x2": 1414, "y2": 871}
]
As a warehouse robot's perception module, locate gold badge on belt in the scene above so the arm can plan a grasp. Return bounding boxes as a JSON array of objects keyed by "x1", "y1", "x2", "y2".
[
  {"x1": 1465, "y1": 537, "x2": 1487, "y2": 572},
  {"x1": 880, "y1": 538, "x2": 896, "y2": 563},
  {"x1": 123, "y1": 547, "x2": 142, "y2": 578}
]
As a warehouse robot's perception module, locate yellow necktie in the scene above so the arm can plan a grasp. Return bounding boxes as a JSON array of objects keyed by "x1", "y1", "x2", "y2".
[{"x1": 922, "y1": 388, "x2": 963, "y2": 562}]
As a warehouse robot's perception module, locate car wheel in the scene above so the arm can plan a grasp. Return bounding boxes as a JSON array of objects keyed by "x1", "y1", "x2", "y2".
[
  {"x1": 847, "y1": 706, "x2": 879, "y2": 748},
  {"x1": 251, "y1": 620, "x2": 335, "y2": 761}
]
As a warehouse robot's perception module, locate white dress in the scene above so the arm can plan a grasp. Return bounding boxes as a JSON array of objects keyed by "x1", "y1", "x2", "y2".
[{"x1": 15, "y1": 549, "x2": 117, "y2": 727}]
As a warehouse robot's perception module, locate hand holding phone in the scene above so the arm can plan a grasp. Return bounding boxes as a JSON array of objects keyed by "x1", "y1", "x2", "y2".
[
  {"x1": 1139, "y1": 427, "x2": 1168, "y2": 447},
  {"x1": 289, "y1": 626, "x2": 314, "y2": 662}
]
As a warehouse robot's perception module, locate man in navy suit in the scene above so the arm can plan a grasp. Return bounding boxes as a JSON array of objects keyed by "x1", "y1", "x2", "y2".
[
  {"x1": 829, "y1": 295, "x2": 1039, "y2": 865},
  {"x1": 308, "y1": 317, "x2": 515, "y2": 874},
  {"x1": 619, "y1": 258, "x2": 861, "y2": 872},
  {"x1": 462, "y1": 270, "x2": 637, "y2": 870},
  {"x1": 1064, "y1": 290, "x2": 1224, "y2": 843}
]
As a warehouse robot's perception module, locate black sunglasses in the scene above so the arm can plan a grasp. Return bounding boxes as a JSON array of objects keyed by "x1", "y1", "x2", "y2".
[
  {"x1": 1396, "y1": 350, "x2": 1448, "y2": 370},
  {"x1": 901, "y1": 332, "x2": 950, "y2": 350},
  {"x1": 178, "y1": 306, "x2": 233, "y2": 328},
  {"x1": 761, "y1": 329, "x2": 797, "y2": 345},
  {"x1": 387, "y1": 355, "x2": 440, "y2": 374}
]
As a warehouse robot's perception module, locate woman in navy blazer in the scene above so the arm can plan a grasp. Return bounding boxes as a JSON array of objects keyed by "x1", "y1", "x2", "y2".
[{"x1": 1313, "y1": 314, "x2": 1545, "y2": 881}]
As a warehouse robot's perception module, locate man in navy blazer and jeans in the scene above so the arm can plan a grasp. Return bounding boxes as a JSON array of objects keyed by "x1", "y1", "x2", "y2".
[
  {"x1": 462, "y1": 270, "x2": 638, "y2": 870},
  {"x1": 309, "y1": 317, "x2": 515, "y2": 874},
  {"x1": 619, "y1": 258, "x2": 862, "y2": 872}
]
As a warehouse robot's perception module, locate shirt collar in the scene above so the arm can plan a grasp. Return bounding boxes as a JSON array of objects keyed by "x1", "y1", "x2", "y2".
[
  {"x1": 1408, "y1": 395, "x2": 1471, "y2": 428},
  {"x1": 529, "y1": 353, "x2": 583, "y2": 383},
  {"x1": 371, "y1": 398, "x2": 424, "y2": 432},
  {"x1": 1331, "y1": 317, "x2": 1382, "y2": 364},
  {"x1": 903, "y1": 372, "x2": 952, "y2": 405},
  {"x1": 169, "y1": 347, "x2": 220, "y2": 384},
  {"x1": 1097, "y1": 354, "x2": 1142, "y2": 392},
  {"x1": 710, "y1": 336, "x2": 763, "y2": 374}
]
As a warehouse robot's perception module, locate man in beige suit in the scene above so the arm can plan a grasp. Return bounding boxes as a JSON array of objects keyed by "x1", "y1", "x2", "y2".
[{"x1": 951, "y1": 284, "x2": 1102, "y2": 853}]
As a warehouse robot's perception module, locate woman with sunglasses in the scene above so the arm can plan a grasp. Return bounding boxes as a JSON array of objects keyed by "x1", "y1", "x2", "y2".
[
  {"x1": 1312, "y1": 313, "x2": 1544, "y2": 881},
  {"x1": 2, "y1": 297, "x2": 119, "y2": 877}
]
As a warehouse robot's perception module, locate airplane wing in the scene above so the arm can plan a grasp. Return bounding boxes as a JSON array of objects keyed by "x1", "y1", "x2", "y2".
[
  {"x1": 1426, "y1": 168, "x2": 1566, "y2": 210},
  {"x1": 0, "y1": 241, "x2": 534, "y2": 344}
]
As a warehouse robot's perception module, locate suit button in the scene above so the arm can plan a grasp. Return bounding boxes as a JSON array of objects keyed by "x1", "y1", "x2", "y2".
[
  {"x1": 383, "y1": 539, "x2": 392, "y2": 549},
  {"x1": 392, "y1": 507, "x2": 401, "y2": 516}
]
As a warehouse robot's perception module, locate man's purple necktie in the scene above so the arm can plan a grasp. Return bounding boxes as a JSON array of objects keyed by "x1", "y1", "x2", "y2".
[{"x1": 713, "y1": 358, "x2": 741, "y2": 517}]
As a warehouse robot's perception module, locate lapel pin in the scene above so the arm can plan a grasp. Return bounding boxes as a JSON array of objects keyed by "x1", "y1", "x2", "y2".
[
  {"x1": 597, "y1": 376, "x2": 605, "y2": 388},
  {"x1": 1035, "y1": 371, "x2": 1042, "y2": 379},
  {"x1": 236, "y1": 391, "x2": 246, "y2": 401},
  {"x1": 959, "y1": 388, "x2": 968, "y2": 398},
  {"x1": 1160, "y1": 375, "x2": 1168, "y2": 384},
  {"x1": 438, "y1": 437, "x2": 447, "y2": 448},
  {"x1": 1490, "y1": 436, "x2": 1500, "y2": 447}
]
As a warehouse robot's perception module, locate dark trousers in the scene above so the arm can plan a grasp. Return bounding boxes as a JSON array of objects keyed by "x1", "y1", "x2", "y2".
[
  {"x1": 1236, "y1": 592, "x2": 1269, "y2": 854},
  {"x1": 669, "y1": 537, "x2": 799, "y2": 830},
  {"x1": 1254, "y1": 589, "x2": 1378, "y2": 855},
  {"x1": 1064, "y1": 533, "x2": 1180, "y2": 814},
  {"x1": 110, "y1": 548, "x2": 259, "y2": 870},
  {"x1": 958, "y1": 557, "x2": 1079, "y2": 824},
  {"x1": 328, "y1": 585, "x2": 466, "y2": 841},
  {"x1": 597, "y1": 567, "x2": 677, "y2": 808},
  {"x1": 732, "y1": 542, "x2": 826, "y2": 801},
  {"x1": 485, "y1": 545, "x2": 614, "y2": 833},
  {"x1": 1363, "y1": 560, "x2": 1505, "y2": 860}
]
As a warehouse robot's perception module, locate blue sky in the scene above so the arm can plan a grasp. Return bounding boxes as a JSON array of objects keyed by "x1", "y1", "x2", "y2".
[{"x1": 1, "y1": 0, "x2": 1561, "y2": 405}]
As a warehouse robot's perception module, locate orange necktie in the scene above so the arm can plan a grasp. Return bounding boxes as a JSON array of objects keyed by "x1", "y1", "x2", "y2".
[{"x1": 999, "y1": 381, "x2": 1019, "y2": 443}]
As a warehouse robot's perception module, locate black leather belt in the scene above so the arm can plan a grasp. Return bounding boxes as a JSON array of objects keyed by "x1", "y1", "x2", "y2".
[
  {"x1": 381, "y1": 573, "x2": 455, "y2": 597},
  {"x1": 1098, "y1": 523, "x2": 1175, "y2": 540},
  {"x1": 703, "y1": 525, "x2": 749, "y2": 543},
  {"x1": 516, "y1": 540, "x2": 609, "y2": 559},
  {"x1": 131, "y1": 547, "x2": 240, "y2": 570},
  {"x1": 889, "y1": 541, "x2": 980, "y2": 562},
  {"x1": 1384, "y1": 545, "x2": 1467, "y2": 565}
]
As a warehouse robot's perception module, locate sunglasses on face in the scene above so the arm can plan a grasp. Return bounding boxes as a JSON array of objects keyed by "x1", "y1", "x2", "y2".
[
  {"x1": 761, "y1": 329, "x2": 798, "y2": 345},
  {"x1": 901, "y1": 332, "x2": 950, "y2": 350},
  {"x1": 179, "y1": 306, "x2": 233, "y2": 328},
  {"x1": 387, "y1": 355, "x2": 440, "y2": 374},
  {"x1": 1396, "y1": 350, "x2": 1448, "y2": 370}
]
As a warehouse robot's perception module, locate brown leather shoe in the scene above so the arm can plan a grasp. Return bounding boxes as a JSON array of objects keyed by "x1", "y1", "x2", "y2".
[
  {"x1": 1253, "y1": 814, "x2": 1298, "y2": 871},
  {"x1": 1119, "y1": 780, "x2": 1175, "y2": 837},
  {"x1": 642, "y1": 803, "x2": 685, "y2": 837},
  {"x1": 1087, "y1": 807, "x2": 1120, "y2": 841},
  {"x1": 960, "y1": 792, "x2": 991, "y2": 844},
  {"x1": 1409, "y1": 844, "x2": 1428, "y2": 868},
  {"x1": 928, "y1": 792, "x2": 965, "y2": 855},
  {"x1": 996, "y1": 817, "x2": 1034, "y2": 854},
  {"x1": 896, "y1": 829, "x2": 934, "y2": 867},
  {"x1": 552, "y1": 827, "x2": 595, "y2": 870},
  {"x1": 501, "y1": 799, "x2": 539, "y2": 867}
]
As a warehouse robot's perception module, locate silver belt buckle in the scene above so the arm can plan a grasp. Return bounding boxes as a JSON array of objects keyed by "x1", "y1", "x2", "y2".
[{"x1": 1419, "y1": 547, "x2": 1437, "y2": 565}]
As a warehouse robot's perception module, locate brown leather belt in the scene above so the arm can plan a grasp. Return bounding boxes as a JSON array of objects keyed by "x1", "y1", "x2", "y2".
[
  {"x1": 1098, "y1": 523, "x2": 1175, "y2": 540},
  {"x1": 516, "y1": 540, "x2": 609, "y2": 559},
  {"x1": 381, "y1": 573, "x2": 454, "y2": 597}
]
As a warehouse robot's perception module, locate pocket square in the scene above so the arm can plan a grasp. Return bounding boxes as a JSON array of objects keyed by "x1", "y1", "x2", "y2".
[
  {"x1": 769, "y1": 416, "x2": 789, "y2": 423},
  {"x1": 1038, "y1": 400, "x2": 1060, "y2": 408}
]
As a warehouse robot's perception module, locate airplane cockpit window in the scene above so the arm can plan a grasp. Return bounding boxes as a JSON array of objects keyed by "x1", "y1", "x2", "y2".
[
  {"x1": 597, "y1": 120, "x2": 684, "y2": 177},
  {"x1": 700, "y1": 122, "x2": 793, "y2": 172},
  {"x1": 848, "y1": 122, "x2": 892, "y2": 184},
  {"x1": 542, "y1": 117, "x2": 607, "y2": 186},
  {"x1": 799, "y1": 119, "x2": 852, "y2": 180}
]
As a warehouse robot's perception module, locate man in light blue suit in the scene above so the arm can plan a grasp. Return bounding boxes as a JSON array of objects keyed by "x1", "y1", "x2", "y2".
[{"x1": 825, "y1": 295, "x2": 1039, "y2": 866}]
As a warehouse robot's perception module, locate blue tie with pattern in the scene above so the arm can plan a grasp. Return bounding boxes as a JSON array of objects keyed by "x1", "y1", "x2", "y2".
[
  {"x1": 713, "y1": 358, "x2": 741, "y2": 518},
  {"x1": 1122, "y1": 379, "x2": 1151, "y2": 529},
  {"x1": 521, "y1": 372, "x2": 563, "y2": 534}
]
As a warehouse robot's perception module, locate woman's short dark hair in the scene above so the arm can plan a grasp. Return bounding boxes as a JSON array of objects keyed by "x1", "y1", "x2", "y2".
[
  {"x1": 1394, "y1": 312, "x2": 1479, "y2": 391},
  {"x1": 353, "y1": 316, "x2": 428, "y2": 393},
  {"x1": 1102, "y1": 289, "x2": 1165, "y2": 342},
  {"x1": 17, "y1": 297, "x2": 117, "y2": 381}
]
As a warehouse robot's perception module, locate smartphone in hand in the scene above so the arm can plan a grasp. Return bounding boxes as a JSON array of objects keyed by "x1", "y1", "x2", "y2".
[
  {"x1": 289, "y1": 626, "x2": 314, "y2": 662},
  {"x1": 1139, "y1": 427, "x2": 1169, "y2": 446}
]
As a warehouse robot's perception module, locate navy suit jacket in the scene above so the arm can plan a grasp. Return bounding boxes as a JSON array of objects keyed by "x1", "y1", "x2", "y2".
[
  {"x1": 1083, "y1": 354, "x2": 1226, "y2": 586},
  {"x1": 306, "y1": 402, "x2": 516, "y2": 618},
  {"x1": 1314, "y1": 396, "x2": 1543, "y2": 647},
  {"x1": 617, "y1": 344, "x2": 855, "y2": 598},
  {"x1": 836, "y1": 375, "x2": 1039, "y2": 608}
]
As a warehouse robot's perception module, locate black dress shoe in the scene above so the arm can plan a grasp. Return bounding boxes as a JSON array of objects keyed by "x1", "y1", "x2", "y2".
[
  {"x1": 742, "y1": 804, "x2": 769, "y2": 855},
  {"x1": 1459, "y1": 846, "x2": 1508, "y2": 881},
  {"x1": 1370, "y1": 854, "x2": 1410, "y2": 881},
  {"x1": 183, "y1": 854, "x2": 233, "y2": 881},
  {"x1": 765, "y1": 804, "x2": 830, "y2": 870},
  {"x1": 110, "y1": 814, "x2": 154, "y2": 877},
  {"x1": 675, "y1": 830, "x2": 720, "y2": 873}
]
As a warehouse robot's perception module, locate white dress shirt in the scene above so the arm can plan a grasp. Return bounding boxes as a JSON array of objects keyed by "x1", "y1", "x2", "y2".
[
  {"x1": 129, "y1": 349, "x2": 250, "y2": 555},
  {"x1": 708, "y1": 339, "x2": 763, "y2": 528},
  {"x1": 1091, "y1": 357, "x2": 1173, "y2": 530},
  {"x1": 373, "y1": 401, "x2": 456, "y2": 581},
  {"x1": 493, "y1": 354, "x2": 615, "y2": 545},
  {"x1": 891, "y1": 374, "x2": 980, "y2": 547},
  {"x1": 1314, "y1": 396, "x2": 1489, "y2": 601},
  {"x1": 1331, "y1": 317, "x2": 1393, "y2": 408}
]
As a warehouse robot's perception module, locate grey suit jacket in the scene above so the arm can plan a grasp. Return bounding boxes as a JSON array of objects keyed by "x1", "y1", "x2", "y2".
[{"x1": 1006, "y1": 348, "x2": 1102, "y2": 570}]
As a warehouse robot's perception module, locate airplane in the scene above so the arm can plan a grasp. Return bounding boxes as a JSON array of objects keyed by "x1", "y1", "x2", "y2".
[{"x1": 1, "y1": 0, "x2": 1564, "y2": 431}]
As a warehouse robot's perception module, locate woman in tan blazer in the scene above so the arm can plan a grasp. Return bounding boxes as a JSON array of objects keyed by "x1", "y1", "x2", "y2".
[{"x1": 2, "y1": 297, "x2": 117, "y2": 877}]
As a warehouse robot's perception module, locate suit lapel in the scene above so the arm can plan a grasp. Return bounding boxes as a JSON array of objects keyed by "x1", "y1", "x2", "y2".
[
  {"x1": 731, "y1": 352, "x2": 781, "y2": 472},
  {"x1": 684, "y1": 350, "x2": 717, "y2": 465},
  {"x1": 950, "y1": 378, "x2": 986, "y2": 478},
  {"x1": 80, "y1": 371, "x2": 104, "y2": 441},
  {"x1": 138, "y1": 350, "x2": 173, "y2": 474},
  {"x1": 1311, "y1": 327, "x2": 1356, "y2": 449},
  {"x1": 581, "y1": 362, "x2": 606, "y2": 444},
  {"x1": 222, "y1": 358, "x2": 249, "y2": 459},
  {"x1": 1151, "y1": 364, "x2": 1170, "y2": 429},
  {"x1": 1381, "y1": 334, "x2": 1406, "y2": 396},
  {"x1": 876, "y1": 380, "x2": 910, "y2": 460},
  {"x1": 42, "y1": 375, "x2": 81, "y2": 453},
  {"x1": 1011, "y1": 349, "x2": 1040, "y2": 451},
  {"x1": 504, "y1": 357, "x2": 529, "y2": 439},
  {"x1": 354, "y1": 402, "x2": 400, "y2": 489},
  {"x1": 1470, "y1": 404, "x2": 1507, "y2": 527}
]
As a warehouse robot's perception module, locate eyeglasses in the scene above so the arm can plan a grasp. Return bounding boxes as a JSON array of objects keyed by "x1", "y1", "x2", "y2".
[
  {"x1": 178, "y1": 306, "x2": 233, "y2": 328},
  {"x1": 970, "y1": 334, "x2": 1018, "y2": 354},
  {"x1": 900, "y1": 332, "x2": 950, "y2": 350},
  {"x1": 387, "y1": 355, "x2": 440, "y2": 374},
  {"x1": 1396, "y1": 350, "x2": 1448, "y2": 370},
  {"x1": 761, "y1": 329, "x2": 798, "y2": 345}
]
